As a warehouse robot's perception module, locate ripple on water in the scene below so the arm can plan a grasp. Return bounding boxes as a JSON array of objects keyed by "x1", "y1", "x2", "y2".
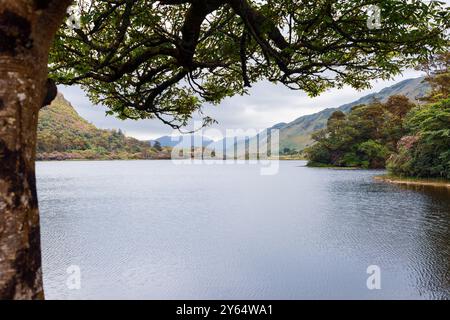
[{"x1": 37, "y1": 161, "x2": 450, "y2": 299}]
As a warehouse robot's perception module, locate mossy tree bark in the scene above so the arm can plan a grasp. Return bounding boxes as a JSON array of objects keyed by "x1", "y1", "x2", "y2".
[{"x1": 0, "y1": 0, "x2": 71, "y2": 300}]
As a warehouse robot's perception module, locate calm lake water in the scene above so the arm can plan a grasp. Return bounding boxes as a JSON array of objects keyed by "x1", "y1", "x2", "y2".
[{"x1": 36, "y1": 160, "x2": 450, "y2": 299}]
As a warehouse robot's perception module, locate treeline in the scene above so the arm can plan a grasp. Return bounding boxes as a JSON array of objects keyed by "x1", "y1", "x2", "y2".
[
  {"x1": 37, "y1": 94, "x2": 171, "y2": 160},
  {"x1": 306, "y1": 53, "x2": 450, "y2": 179}
]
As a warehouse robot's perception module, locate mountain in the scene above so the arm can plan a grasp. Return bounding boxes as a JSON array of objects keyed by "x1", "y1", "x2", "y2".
[
  {"x1": 37, "y1": 94, "x2": 171, "y2": 160},
  {"x1": 278, "y1": 77, "x2": 431, "y2": 151},
  {"x1": 152, "y1": 77, "x2": 430, "y2": 156},
  {"x1": 45, "y1": 77, "x2": 429, "y2": 160},
  {"x1": 154, "y1": 135, "x2": 214, "y2": 148}
]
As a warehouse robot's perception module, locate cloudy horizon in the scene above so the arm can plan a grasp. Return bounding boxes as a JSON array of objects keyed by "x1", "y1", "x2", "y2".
[{"x1": 59, "y1": 68, "x2": 425, "y2": 141}]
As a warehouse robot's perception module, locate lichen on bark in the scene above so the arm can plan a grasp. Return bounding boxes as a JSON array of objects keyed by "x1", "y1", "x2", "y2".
[{"x1": 0, "y1": 0, "x2": 72, "y2": 300}]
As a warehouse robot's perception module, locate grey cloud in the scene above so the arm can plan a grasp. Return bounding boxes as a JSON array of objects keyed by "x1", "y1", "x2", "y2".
[{"x1": 58, "y1": 69, "x2": 424, "y2": 141}]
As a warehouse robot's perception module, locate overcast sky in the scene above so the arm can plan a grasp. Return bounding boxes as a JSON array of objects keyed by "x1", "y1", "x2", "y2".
[
  {"x1": 59, "y1": 68, "x2": 425, "y2": 141},
  {"x1": 57, "y1": 0, "x2": 449, "y2": 141}
]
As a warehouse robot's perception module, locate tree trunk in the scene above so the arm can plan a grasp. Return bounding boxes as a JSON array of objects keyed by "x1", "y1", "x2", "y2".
[{"x1": 0, "y1": 0, "x2": 71, "y2": 300}]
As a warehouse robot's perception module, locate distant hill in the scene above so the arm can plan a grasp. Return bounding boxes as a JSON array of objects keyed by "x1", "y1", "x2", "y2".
[
  {"x1": 154, "y1": 135, "x2": 214, "y2": 148},
  {"x1": 277, "y1": 77, "x2": 431, "y2": 151},
  {"x1": 227, "y1": 77, "x2": 431, "y2": 155},
  {"x1": 43, "y1": 77, "x2": 430, "y2": 160},
  {"x1": 37, "y1": 94, "x2": 171, "y2": 160}
]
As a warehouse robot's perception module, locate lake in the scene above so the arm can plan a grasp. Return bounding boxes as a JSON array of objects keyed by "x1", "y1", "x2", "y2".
[{"x1": 36, "y1": 160, "x2": 450, "y2": 299}]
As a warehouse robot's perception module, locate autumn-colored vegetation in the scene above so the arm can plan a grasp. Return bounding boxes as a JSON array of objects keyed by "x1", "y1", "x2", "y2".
[
  {"x1": 387, "y1": 54, "x2": 450, "y2": 179},
  {"x1": 306, "y1": 53, "x2": 450, "y2": 180},
  {"x1": 37, "y1": 94, "x2": 171, "y2": 160},
  {"x1": 305, "y1": 95, "x2": 415, "y2": 169}
]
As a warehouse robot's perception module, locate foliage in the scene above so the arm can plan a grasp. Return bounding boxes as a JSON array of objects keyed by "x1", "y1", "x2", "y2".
[
  {"x1": 281, "y1": 147, "x2": 300, "y2": 156},
  {"x1": 305, "y1": 95, "x2": 415, "y2": 168},
  {"x1": 278, "y1": 77, "x2": 431, "y2": 152},
  {"x1": 387, "y1": 99, "x2": 450, "y2": 179},
  {"x1": 153, "y1": 140, "x2": 163, "y2": 151},
  {"x1": 387, "y1": 53, "x2": 450, "y2": 179},
  {"x1": 50, "y1": 0, "x2": 449, "y2": 129},
  {"x1": 37, "y1": 94, "x2": 171, "y2": 160},
  {"x1": 416, "y1": 52, "x2": 450, "y2": 103},
  {"x1": 307, "y1": 53, "x2": 450, "y2": 178}
]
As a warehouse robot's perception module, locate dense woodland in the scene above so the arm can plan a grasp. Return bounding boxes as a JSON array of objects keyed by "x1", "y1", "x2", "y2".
[{"x1": 306, "y1": 54, "x2": 450, "y2": 179}]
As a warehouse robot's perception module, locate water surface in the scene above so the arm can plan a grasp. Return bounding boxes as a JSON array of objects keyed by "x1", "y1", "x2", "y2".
[{"x1": 36, "y1": 160, "x2": 450, "y2": 299}]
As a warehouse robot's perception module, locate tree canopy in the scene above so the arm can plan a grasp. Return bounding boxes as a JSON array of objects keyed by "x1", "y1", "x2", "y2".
[
  {"x1": 387, "y1": 53, "x2": 450, "y2": 179},
  {"x1": 305, "y1": 95, "x2": 415, "y2": 168},
  {"x1": 49, "y1": 0, "x2": 449, "y2": 129},
  {"x1": 305, "y1": 52, "x2": 450, "y2": 178}
]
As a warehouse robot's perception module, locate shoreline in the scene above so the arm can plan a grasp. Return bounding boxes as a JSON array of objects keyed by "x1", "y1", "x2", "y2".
[
  {"x1": 36, "y1": 158, "x2": 305, "y2": 162},
  {"x1": 374, "y1": 175, "x2": 450, "y2": 189},
  {"x1": 306, "y1": 163, "x2": 365, "y2": 170},
  {"x1": 36, "y1": 158, "x2": 171, "y2": 162}
]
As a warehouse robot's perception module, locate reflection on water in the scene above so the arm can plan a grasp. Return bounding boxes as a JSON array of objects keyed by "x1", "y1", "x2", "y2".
[
  {"x1": 36, "y1": 161, "x2": 450, "y2": 299},
  {"x1": 394, "y1": 184, "x2": 450, "y2": 298}
]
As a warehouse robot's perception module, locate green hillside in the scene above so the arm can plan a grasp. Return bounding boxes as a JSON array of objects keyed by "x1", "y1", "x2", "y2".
[
  {"x1": 278, "y1": 77, "x2": 431, "y2": 151},
  {"x1": 37, "y1": 94, "x2": 171, "y2": 160}
]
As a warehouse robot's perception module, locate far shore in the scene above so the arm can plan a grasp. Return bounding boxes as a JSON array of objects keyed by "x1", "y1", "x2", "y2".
[
  {"x1": 36, "y1": 158, "x2": 171, "y2": 162},
  {"x1": 374, "y1": 175, "x2": 450, "y2": 189},
  {"x1": 36, "y1": 158, "x2": 305, "y2": 162},
  {"x1": 305, "y1": 162, "x2": 367, "y2": 170}
]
